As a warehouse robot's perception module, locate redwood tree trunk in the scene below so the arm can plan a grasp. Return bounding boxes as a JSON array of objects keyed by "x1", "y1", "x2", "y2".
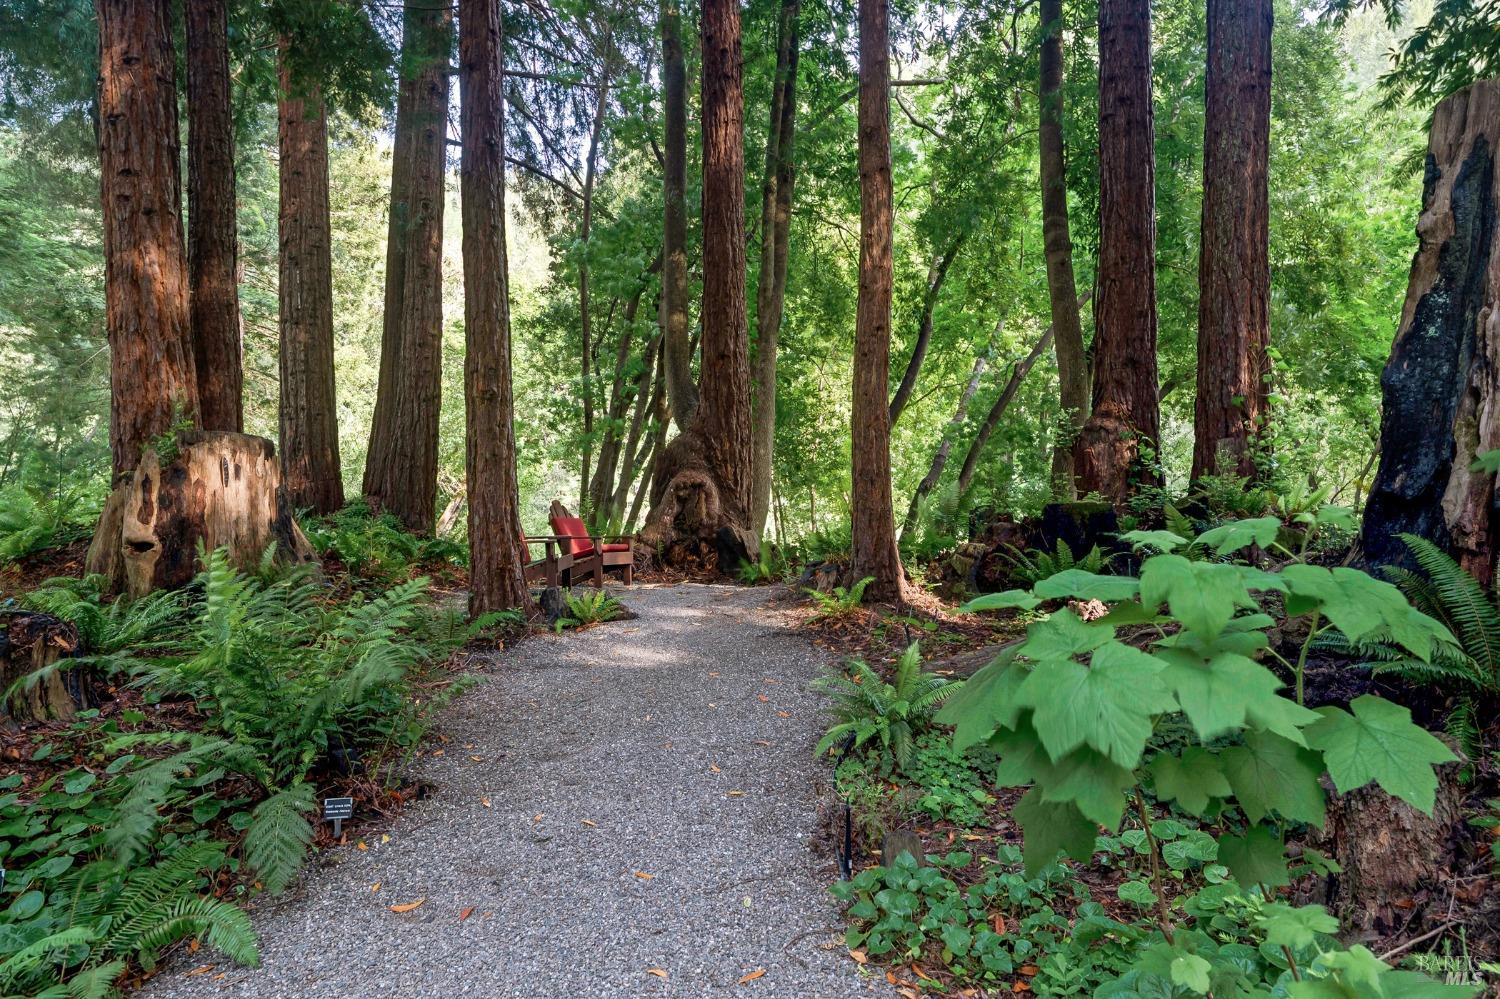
[
  {"x1": 1039, "y1": 0, "x2": 1087, "y2": 498},
  {"x1": 95, "y1": 0, "x2": 199, "y2": 476},
  {"x1": 750, "y1": 0, "x2": 800, "y2": 540},
  {"x1": 185, "y1": 0, "x2": 243, "y2": 432},
  {"x1": 1363, "y1": 81, "x2": 1500, "y2": 584},
  {"x1": 363, "y1": 4, "x2": 450, "y2": 533},
  {"x1": 660, "y1": 0, "x2": 697, "y2": 428},
  {"x1": 1076, "y1": 0, "x2": 1160, "y2": 504},
  {"x1": 641, "y1": 0, "x2": 756, "y2": 569},
  {"x1": 889, "y1": 233, "x2": 965, "y2": 428},
  {"x1": 849, "y1": 0, "x2": 905, "y2": 603},
  {"x1": 460, "y1": 0, "x2": 530, "y2": 615},
  {"x1": 277, "y1": 45, "x2": 343, "y2": 514},
  {"x1": 1193, "y1": 0, "x2": 1273, "y2": 482}
]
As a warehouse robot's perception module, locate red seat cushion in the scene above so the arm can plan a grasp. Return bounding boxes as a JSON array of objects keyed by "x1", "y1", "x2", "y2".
[
  {"x1": 550, "y1": 514, "x2": 595, "y2": 557},
  {"x1": 602, "y1": 542, "x2": 631, "y2": 553}
]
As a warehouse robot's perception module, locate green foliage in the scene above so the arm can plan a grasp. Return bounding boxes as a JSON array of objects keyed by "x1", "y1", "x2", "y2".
[
  {"x1": 0, "y1": 482, "x2": 96, "y2": 563},
  {"x1": 301, "y1": 501, "x2": 467, "y2": 586},
  {"x1": 553, "y1": 587, "x2": 626, "y2": 632},
  {"x1": 1323, "y1": 534, "x2": 1500, "y2": 760},
  {"x1": 814, "y1": 644, "x2": 963, "y2": 773},
  {"x1": 903, "y1": 732, "x2": 995, "y2": 827},
  {"x1": 737, "y1": 546, "x2": 792, "y2": 584},
  {"x1": 999, "y1": 539, "x2": 1106, "y2": 586},
  {"x1": 805, "y1": 576, "x2": 874, "y2": 621}
]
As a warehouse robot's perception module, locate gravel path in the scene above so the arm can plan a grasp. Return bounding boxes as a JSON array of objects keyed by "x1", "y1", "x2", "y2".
[{"x1": 144, "y1": 583, "x2": 889, "y2": 998}]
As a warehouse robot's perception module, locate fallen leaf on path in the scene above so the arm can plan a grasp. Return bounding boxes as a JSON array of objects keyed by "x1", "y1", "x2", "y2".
[
  {"x1": 708, "y1": 671, "x2": 721, "y2": 677},
  {"x1": 1019, "y1": 965, "x2": 1039, "y2": 976},
  {"x1": 727, "y1": 790, "x2": 746, "y2": 797},
  {"x1": 898, "y1": 990, "x2": 920, "y2": 999},
  {"x1": 459, "y1": 906, "x2": 475, "y2": 920},
  {"x1": 533, "y1": 813, "x2": 544, "y2": 823},
  {"x1": 752, "y1": 740, "x2": 770, "y2": 747},
  {"x1": 381, "y1": 834, "x2": 390, "y2": 844},
  {"x1": 470, "y1": 755, "x2": 484, "y2": 762},
  {"x1": 633, "y1": 871, "x2": 655, "y2": 880},
  {"x1": 849, "y1": 949, "x2": 868, "y2": 964},
  {"x1": 1012, "y1": 982, "x2": 1032, "y2": 992},
  {"x1": 188, "y1": 940, "x2": 199, "y2": 953},
  {"x1": 481, "y1": 797, "x2": 492, "y2": 808},
  {"x1": 646, "y1": 968, "x2": 669, "y2": 979},
  {"x1": 757, "y1": 694, "x2": 770, "y2": 702},
  {"x1": 185, "y1": 965, "x2": 214, "y2": 977},
  {"x1": 776, "y1": 711, "x2": 790, "y2": 718},
  {"x1": 737, "y1": 968, "x2": 766, "y2": 985},
  {"x1": 763, "y1": 678, "x2": 780, "y2": 684},
  {"x1": 582, "y1": 819, "x2": 598, "y2": 827},
  {"x1": 431, "y1": 749, "x2": 444, "y2": 756},
  {"x1": 356, "y1": 841, "x2": 368, "y2": 851},
  {"x1": 371, "y1": 882, "x2": 381, "y2": 892},
  {"x1": 709, "y1": 763, "x2": 722, "y2": 773},
  {"x1": 388, "y1": 899, "x2": 425, "y2": 913}
]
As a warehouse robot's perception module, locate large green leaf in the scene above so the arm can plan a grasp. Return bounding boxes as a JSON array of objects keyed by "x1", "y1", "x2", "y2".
[
  {"x1": 1304, "y1": 695, "x2": 1455, "y2": 813},
  {"x1": 1217, "y1": 824, "x2": 1291, "y2": 888},
  {"x1": 1013, "y1": 787, "x2": 1097, "y2": 876},
  {"x1": 1157, "y1": 649, "x2": 1293, "y2": 741},
  {"x1": 959, "y1": 589, "x2": 1042, "y2": 613},
  {"x1": 1016, "y1": 608, "x2": 1113, "y2": 660},
  {"x1": 1281, "y1": 565, "x2": 1451, "y2": 661},
  {"x1": 1221, "y1": 730, "x2": 1326, "y2": 826},
  {"x1": 1139, "y1": 556, "x2": 1248, "y2": 638},
  {"x1": 936, "y1": 651, "x2": 1025, "y2": 752},
  {"x1": 1196, "y1": 516, "x2": 1282, "y2": 556},
  {"x1": 1017, "y1": 641, "x2": 1174, "y2": 767},
  {"x1": 1034, "y1": 569, "x2": 1140, "y2": 603},
  {"x1": 1120, "y1": 529, "x2": 1189, "y2": 553},
  {"x1": 1041, "y1": 747, "x2": 1136, "y2": 828},
  {"x1": 1149, "y1": 747, "x2": 1231, "y2": 816}
]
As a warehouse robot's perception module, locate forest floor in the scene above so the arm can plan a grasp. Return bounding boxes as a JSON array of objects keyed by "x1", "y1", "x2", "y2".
[{"x1": 138, "y1": 582, "x2": 892, "y2": 999}]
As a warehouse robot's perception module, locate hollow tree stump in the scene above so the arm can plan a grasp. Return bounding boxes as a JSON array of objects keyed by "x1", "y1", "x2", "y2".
[
  {"x1": 0, "y1": 613, "x2": 81, "y2": 728},
  {"x1": 87, "y1": 431, "x2": 318, "y2": 597},
  {"x1": 1363, "y1": 80, "x2": 1500, "y2": 583}
]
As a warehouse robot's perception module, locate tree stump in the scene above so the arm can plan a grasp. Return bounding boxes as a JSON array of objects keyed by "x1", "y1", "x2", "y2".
[
  {"x1": 87, "y1": 431, "x2": 318, "y2": 597},
  {"x1": 1, "y1": 613, "x2": 81, "y2": 728},
  {"x1": 1363, "y1": 81, "x2": 1500, "y2": 583},
  {"x1": 640, "y1": 430, "x2": 757, "y2": 572}
]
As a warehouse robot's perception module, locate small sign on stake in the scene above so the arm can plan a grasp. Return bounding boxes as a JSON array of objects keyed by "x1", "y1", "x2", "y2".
[{"x1": 323, "y1": 797, "x2": 354, "y2": 839}]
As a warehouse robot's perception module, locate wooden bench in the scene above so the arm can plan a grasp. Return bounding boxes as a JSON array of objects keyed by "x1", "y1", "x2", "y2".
[
  {"x1": 548, "y1": 511, "x2": 635, "y2": 586},
  {"x1": 522, "y1": 536, "x2": 573, "y2": 587}
]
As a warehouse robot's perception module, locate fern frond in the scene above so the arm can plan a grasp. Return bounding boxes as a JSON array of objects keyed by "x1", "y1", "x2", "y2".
[
  {"x1": 243, "y1": 783, "x2": 315, "y2": 894},
  {"x1": 1399, "y1": 534, "x2": 1500, "y2": 681}
]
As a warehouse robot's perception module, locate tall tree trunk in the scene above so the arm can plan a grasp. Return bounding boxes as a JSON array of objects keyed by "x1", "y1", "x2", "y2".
[
  {"x1": 610, "y1": 333, "x2": 664, "y2": 527},
  {"x1": 95, "y1": 0, "x2": 199, "y2": 476},
  {"x1": 889, "y1": 233, "x2": 965, "y2": 428},
  {"x1": 1039, "y1": 0, "x2": 1086, "y2": 498},
  {"x1": 641, "y1": 0, "x2": 756, "y2": 568},
  {"x1": 277, "y1": 44, "x2": 343, "y2": 514},
  {"x1": 902, "y1": 339, "x2": 992, "y2": 536},
  {"x1": 849, "y1": 0, "x2": 905, "y2": 603},
  {"x1": 1193, "y1": 0, "x2": 1273, "y2": 482},
  {"x1": 1076, "y1": 0, "x2": 1160, "y2": 504},
  {"x1": 460, "y1": 0, "x2": 530, "y2": 615},
  {"x1": 750, "y1": 0, "x2": 800, "y2": 540},
  {"x1": 586, "y1": 283, "x2": 648, "y2": 521},
  {"x1": 366, "y1": 5, "x2": 419, "y2": 505},
  {"x1": 660, "y1": 0, "x2": 697, "y2": 428},
  {"x1": 185, "y1": 0, "x2": 242, "y2": 432},
  {"x1": 364, "y1": 4, "x2": 450, "y2": 532},
  {"x1": 1363, "y1": 81, "x2": 1500, "y2": 584},
  {"x1": 577, "y1": 71, "x2": 612, "y2": 513}
]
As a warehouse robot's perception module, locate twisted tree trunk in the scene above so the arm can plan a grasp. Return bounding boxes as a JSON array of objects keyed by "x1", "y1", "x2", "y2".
[
  {"x1": 1076, "y1": 0, "x2": 1160, "y2": 504},
  {"x1": 1193, "y1": 0, "x2": 1273, "y2": 482},
  {"x1": 185, "y1": 0, "x2": 243, "y2": 432},
  {"x1": 1363, "y1": 81, "x2": 1500, "y2": 583}
]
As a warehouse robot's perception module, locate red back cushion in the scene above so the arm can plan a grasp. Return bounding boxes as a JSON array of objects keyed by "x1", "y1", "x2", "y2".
[{"x1": 551, "y1": 514, "x2": 594, "y2": 557}]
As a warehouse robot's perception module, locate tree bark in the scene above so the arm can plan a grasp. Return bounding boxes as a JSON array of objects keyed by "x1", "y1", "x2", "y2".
[
  {"x1": 902, "y1": 339, "x2": 992, "y2": 536},
  {"x1": 363, "y1": 3, "x2": 450, "y2": 533},
  {"x1": 849, "y1": 0, "x2": 905, "y2": 603},
  {"x1": 586, "y1": 285, "x2": 646, "y2": 522},
  {"x1": 460, "y1": 0, "x2": 531, "y2": 615},
  {"x1": 577, "y1": 69, "x2": 612, "y2": 514},
  {"x1": 1, "y1": 613, "x2": 81, "y2": 727},
  {"x1": 1076, "y1": 0, "x2": 1160, "y2": 505},
  {"x1": 1363, "y1": 81, "x2": 1500, "y2": 584},
  {"x1": 185, "y1": 0, "x2": 243, "y2": 433},
  {"x1": 1193, "y1": 0, "x2": 1273, "y2": 483},
  {"x1": 87, "y1": 431, "x2": 318, "y2": 598},
  {"x1": 888, "y1": 233, "x2": 965, "y2": 428},
  {"x1": 608, "y1": 330, "x2": 664, "y2": 528},
  {"x1": 660, "y1": 0, "x2": 698, "y2": 428},
  {"x1": 1039, "y1": 0, "x2": 1086, "y2": 498},
  {"x1": 277, "y1": 44, "x2": 343, "y2": 514},
  {"x1": 750, "y1": 0, "x2": 800, "y2": 540},
  {"x1": 95, "y1": 0, "x2": 199, "y2": 477},
  {"x1": 641, "y1": 0, "x2": 757, "y2": 570}
]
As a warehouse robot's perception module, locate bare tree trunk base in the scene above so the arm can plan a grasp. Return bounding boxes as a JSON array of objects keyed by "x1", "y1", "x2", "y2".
[
  {"x1": 640, "y1": 430, "x2": 757, "y2": 573},
  {"x1": 1076, "y1": 411, "x2": 1143, "y2": 506},
  {"x1": 1, "y1": 613, "x2": 82, "y2": 728},
  {"x1": 87, "y1": 430, "x2": 318, "y2": 597}
]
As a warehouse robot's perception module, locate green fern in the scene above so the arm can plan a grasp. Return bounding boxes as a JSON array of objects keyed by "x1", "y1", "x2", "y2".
[
  {"x1": 1000, "y1": 539, "x2": 1105, "y2": 585},
  {"x1": 554, "y1": 588, "x2": 626, "y2": 631},
  {"x1": 813, "y1": 643, "x2": 964, "y2": 773},
  {"x1": 243, "y1": 783, "x2": 316, "y2": 894},
  {"x1": 806, "y1": 576, "x2": 875, "y2": 621}
]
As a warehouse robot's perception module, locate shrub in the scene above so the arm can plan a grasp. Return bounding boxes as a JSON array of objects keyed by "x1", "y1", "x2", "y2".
[
  {"x1": 806, "y1": 576, "x2": 874, "y2": 621},
  {"x1": 814, "y1": 643, "x2": 962, "y2": 773},
  {"x1": 553, "y1": 587, "x2": 625, "y2": 631}
]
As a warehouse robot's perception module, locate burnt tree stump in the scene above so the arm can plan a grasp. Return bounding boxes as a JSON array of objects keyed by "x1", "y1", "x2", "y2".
[
  {"x1": 87, "y1": 431, "x2": 318, "y2": 597},
  {"x1": 1363, "y1": 81, "x2": 1500, "y2": 582},
  {"x1": 1, "y1": 613, "x2": 81, "y2": 728}
]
